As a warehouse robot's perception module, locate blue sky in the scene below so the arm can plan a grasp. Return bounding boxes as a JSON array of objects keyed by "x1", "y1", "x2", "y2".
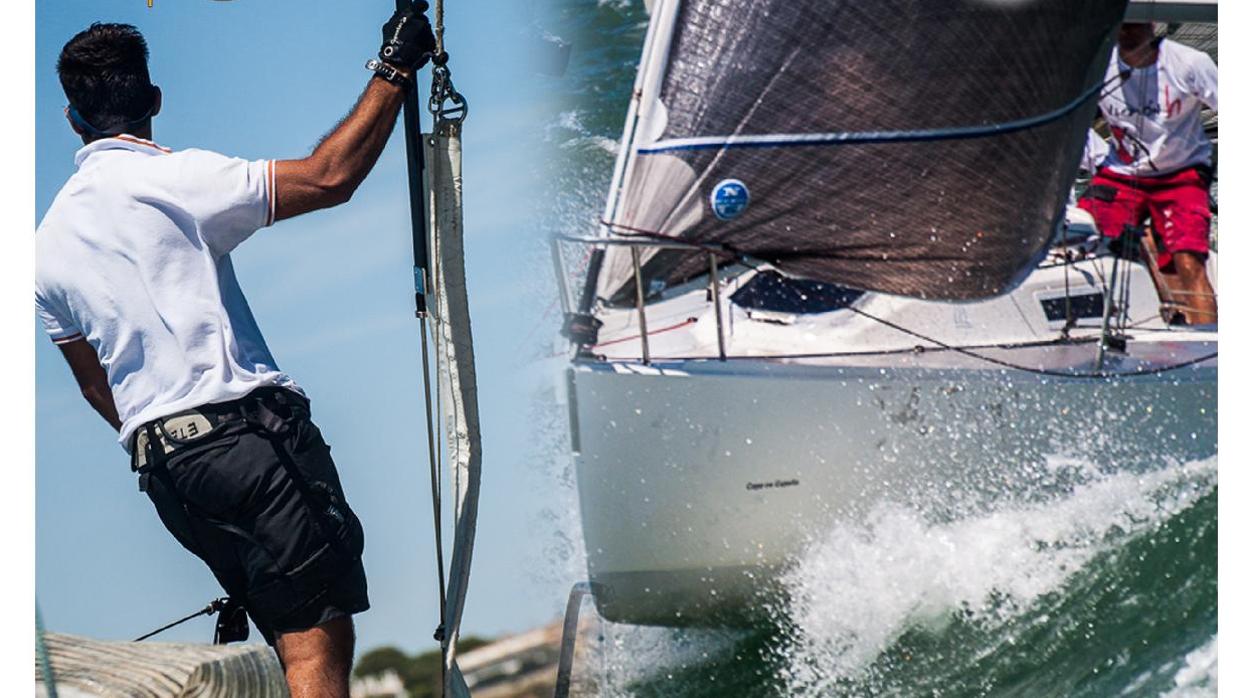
[{"x1": 35, "y1": 0, "x2": 578, "y2": 655}]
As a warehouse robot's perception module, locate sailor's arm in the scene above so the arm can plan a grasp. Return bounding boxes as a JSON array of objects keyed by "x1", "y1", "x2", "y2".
[
  {"x1": 271, "y1": 1, "x2": 434, "y2": 222},
  {"x1": 272, "y1": 79, "x2": 408, "y2": 220},
  {"x1": 57, "y1": 338, "x2": 121, "y2": 433}
]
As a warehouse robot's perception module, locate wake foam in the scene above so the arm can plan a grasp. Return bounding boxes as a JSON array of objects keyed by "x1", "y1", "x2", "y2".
[
  {"x1": 777, "y1": 456, "x2": 1217, "y2": 692},
  {"x1": 1163, "y1": 635, "x2": 1217, "y2": 697}
]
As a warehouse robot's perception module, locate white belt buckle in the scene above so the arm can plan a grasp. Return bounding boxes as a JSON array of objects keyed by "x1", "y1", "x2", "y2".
[{"x1": 134, "y1": 413, "x2": 215, "y2": 469}]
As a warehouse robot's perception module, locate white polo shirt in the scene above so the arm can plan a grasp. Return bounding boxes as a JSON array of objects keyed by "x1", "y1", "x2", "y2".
[
  {"x1": 1098, "y1": 40, "x2": 1217, "y2": 177},
  {"x1": 35, "y1": 135, "x2": 302, "y2": 449}
]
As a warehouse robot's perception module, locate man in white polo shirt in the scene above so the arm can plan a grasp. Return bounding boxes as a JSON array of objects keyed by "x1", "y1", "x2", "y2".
[
  {"x1": 1078, "y1": 21, "x2": 1218, "y2": 324},
  {"x1": 36, "y1": 5, "x2": 434, "y2": 697}
]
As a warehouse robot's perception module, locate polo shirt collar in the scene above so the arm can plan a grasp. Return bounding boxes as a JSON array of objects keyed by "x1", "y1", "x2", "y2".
[{"x1": 74, "y1": 134, "x2": 172, "y2": 167}]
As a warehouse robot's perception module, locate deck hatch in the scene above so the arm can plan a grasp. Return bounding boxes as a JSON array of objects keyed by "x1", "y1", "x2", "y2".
[
  {"x1": 730, "y1": 271, "x2": 864, "y2": 314},
  {"x1": 1039, "y1": 291, "x2": 1104, "y2": 322}
]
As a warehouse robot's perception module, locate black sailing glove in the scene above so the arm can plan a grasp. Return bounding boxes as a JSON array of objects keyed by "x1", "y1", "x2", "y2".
[{"x1": 380, "y1": 0, "x2": 436, "y2": 70}]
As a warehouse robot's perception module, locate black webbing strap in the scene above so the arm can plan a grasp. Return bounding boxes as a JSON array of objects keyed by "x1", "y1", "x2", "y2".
[{"x1": 239, "y1": 396, "x2": 358, "y2": 561}]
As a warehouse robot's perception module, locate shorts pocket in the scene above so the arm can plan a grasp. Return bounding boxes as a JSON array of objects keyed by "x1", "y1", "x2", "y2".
[
  {"x1": 166, "y1": 433, "x2": 273, "y2": 519},
  {"x1": 282, "y1": 418, "x2": 364, "y2": 559},
  {"x1": 1083, "y1": 183, "x2": 1118, "y2": 202}
]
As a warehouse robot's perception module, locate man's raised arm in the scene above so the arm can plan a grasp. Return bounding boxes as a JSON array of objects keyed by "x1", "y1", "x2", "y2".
[{"x1": 273, "y1": 1, "x2": 435, "y2": 222}]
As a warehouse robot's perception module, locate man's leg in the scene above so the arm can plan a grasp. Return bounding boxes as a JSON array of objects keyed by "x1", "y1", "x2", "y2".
[
  {"x1": 277, "y1": 615, "x2": 356, "y2": 698},
  {"x1": 141, "y1": 393, "x2": 369, "y2": 697},
  {"x1": 1077, "y1": 173, "x2": 1146, "y2": 243},
  {"x1": 1148, "y1": 169, "x2": 1215, "y2": 324},
  {"x1": 1171, "y1": 251, "x2": 1217, "y2": 324}
]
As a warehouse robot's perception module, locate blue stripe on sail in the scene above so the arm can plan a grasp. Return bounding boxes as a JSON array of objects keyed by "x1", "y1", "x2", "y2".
[{"x1": 635, "y1": 80, "x2": 1106, "y2": 154}]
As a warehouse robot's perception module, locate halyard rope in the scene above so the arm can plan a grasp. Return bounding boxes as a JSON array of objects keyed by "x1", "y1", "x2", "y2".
[{"x1": 434, "y1": 0, "x2": 445, "y2": 57}]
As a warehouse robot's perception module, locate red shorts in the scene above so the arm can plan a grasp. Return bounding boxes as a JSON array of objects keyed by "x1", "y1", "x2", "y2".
[{"x1": 1077, "y1": 166, "x2": 1212, "y2": 270}]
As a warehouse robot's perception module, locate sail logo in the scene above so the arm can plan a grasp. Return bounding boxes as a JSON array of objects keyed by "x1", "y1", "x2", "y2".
[{"x1": 711, "y1": 179, "x2": 750, "y2": 220}]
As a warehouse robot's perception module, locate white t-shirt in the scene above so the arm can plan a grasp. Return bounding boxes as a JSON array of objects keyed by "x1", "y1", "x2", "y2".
[
  {"x1": 1080, "y1": 129, "x2": 1109, "y2": 172},
  {"x1": 1098, "y1": 39, "x2": 1217, "y2": 177},
  {"x1": 35, "y1": 135, "x2": 302, "y2": 448}
]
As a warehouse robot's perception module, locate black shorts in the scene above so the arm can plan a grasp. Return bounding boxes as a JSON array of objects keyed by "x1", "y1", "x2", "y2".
[{"x1": 137, "y1": 388, "x2": 369, "y2": 645}]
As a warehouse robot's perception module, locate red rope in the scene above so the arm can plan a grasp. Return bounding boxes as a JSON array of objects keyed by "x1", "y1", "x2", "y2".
[{"x1": 592, "y1": 317, "x2": 698, "y2": 348}]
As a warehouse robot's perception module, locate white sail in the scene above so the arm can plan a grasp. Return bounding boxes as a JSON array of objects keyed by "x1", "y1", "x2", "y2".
[{"x1": 425, "y1": 120, "x2": 481, "y2": 698}]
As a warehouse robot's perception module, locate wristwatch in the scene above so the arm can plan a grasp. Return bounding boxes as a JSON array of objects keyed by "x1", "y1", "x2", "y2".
[{"x1": 366, "y1": 58, "x2": 412, "y2": 90}]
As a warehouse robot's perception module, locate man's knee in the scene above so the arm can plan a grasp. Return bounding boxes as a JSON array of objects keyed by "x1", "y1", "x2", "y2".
[{"x1": 1171, "y1": 251, "x2": 1209, "y2": 280}]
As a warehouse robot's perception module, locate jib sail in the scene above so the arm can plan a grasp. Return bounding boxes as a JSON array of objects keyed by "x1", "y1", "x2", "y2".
[{"x1": 594, "y1": 0, "x2": 1128, "y2": 303}]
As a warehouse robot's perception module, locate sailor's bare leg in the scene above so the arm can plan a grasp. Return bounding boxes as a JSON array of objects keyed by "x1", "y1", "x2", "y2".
[
  {"x1": 1171, "y1": 251, "x2": 1217, "y2": 325},
  {"x1": 277, "y1": 616, "x2": 355, "y2": 698}
]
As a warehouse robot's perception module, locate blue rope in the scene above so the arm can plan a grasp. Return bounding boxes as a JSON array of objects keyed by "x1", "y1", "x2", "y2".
[{"x1": 636, "y1": 77, "x2": 1111, "y2": 154}]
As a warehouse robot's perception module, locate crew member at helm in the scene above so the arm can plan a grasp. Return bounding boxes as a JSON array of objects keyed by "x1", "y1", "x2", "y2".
[
  {"x1": 1078, "y1": 21, "x2": 1217, "y2": 324},
  {"x1": 36, "y1": 4, "x2": 435, "y2": 697}
]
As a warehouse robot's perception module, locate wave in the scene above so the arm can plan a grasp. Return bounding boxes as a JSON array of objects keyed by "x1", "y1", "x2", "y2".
[
  {"x1": 1162, "y1": 635, "x2": 1217, "y2": 697},
  {"x1": 775, "y1": 456, "x2": 1217, "y2": 696}
]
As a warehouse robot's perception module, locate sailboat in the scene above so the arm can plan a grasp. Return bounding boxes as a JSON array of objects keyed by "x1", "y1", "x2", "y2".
[{"x1": 552, "y1": 0, "x2": 1218, "y2": 626}]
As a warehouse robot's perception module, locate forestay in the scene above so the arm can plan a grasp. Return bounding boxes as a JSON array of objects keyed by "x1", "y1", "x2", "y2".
[{"x1": 595, "y1": 0, "x2": 1129, "y2": 303}]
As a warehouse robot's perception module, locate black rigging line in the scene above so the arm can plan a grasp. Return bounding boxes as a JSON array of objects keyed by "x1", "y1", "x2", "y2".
[
  {"x1": 134, "y1": 598, "x2": 230, "y2": 643},
  {"x1": 394, "y1": 0, "x2": 448, "y2": 661}
]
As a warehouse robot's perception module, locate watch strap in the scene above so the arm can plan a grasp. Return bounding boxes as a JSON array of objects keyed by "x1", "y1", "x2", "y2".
[{"x1": 366, "y1": 59, "x2": 412, "y2": 90}]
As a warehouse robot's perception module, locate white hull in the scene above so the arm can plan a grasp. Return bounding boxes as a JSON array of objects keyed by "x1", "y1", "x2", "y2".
[
  {"x1": 558, "y1": 0, "x2": 1219, "y2": 628},
  {"x1": 569, "y1": 340, "x2": 1216, "y2": 625}
]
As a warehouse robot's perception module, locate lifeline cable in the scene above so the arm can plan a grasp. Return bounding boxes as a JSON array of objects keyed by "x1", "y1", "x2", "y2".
[
  {"x1": 576, "y1": 222, "x2": 1217, "y2": 377},
  {"x1": 587, "y1": 321, "x2": 1216, "y2": 378},
  {"x1": 844, "y1": 305, "x2": 1215, "y2": 379},
  {"x1": 573, "y1": 234, "x2": 1215, "y2": 377}
]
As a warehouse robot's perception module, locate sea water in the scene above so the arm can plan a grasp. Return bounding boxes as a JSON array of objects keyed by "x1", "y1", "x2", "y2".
[
  {"x1": 566, "y1": 458, "x2": 1215, "y2": 697},
  {"x1": 540, "y1": 1, "x2": 1217, "y2": 694}
]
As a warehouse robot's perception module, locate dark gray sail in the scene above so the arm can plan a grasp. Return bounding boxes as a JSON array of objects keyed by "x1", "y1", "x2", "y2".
[{"x1": 598, "y1": 0, "x2": 1128, "y2": 303}]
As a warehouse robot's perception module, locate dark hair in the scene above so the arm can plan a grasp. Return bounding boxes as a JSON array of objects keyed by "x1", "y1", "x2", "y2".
[{"x1": 57, "y1": 23, "x2": 156, "y2": 135}]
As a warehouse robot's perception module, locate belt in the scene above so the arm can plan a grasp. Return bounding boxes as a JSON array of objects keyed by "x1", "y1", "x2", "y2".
[
  {"x1": 132, "y1": 406, "x2": 241, "y2": 471},
  {"x1": 131, "y1": 388, "x2": 303, "y2": 472}
]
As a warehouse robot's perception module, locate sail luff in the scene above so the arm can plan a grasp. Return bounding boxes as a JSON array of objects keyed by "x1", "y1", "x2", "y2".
[{"x1": 600, "y1": 0, "x2": 679, "y2": 235}]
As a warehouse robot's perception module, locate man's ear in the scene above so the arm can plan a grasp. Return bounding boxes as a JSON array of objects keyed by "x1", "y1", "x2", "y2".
[
  {"x1": 150, "y1": 86, "x2": 162, "y2": 118},
  {"x1": 64, "y1": 107, "x2": 85, "y2": 136}
]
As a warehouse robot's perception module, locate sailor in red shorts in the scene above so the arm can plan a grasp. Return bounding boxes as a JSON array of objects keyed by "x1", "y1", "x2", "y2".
[{"x1": 1078, "y1": 22, "x2": 1217, "y2": 324}]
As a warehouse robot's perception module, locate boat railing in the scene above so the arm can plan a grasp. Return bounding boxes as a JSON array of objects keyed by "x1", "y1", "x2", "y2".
[
  {"x1": 551, "y1": 231, "x2": 1219, "y2": 370},
  {"x1": 551, "y1": 234, "x2": 732, "y2": 364}
]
